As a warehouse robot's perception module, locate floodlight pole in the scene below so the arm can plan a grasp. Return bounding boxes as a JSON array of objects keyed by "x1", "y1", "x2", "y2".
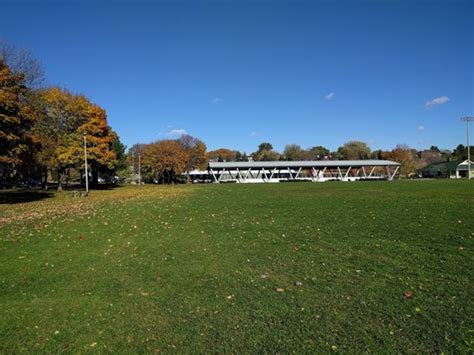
[
  {"x1": 462, "y1": 117, "x2": 473, "y2": 180},
  {"x1": 138, "y1": 152, "x2": 141, "y2": 185},
  {"x1": 83, "y1": 132, "x2": 89, "y2": 193}
]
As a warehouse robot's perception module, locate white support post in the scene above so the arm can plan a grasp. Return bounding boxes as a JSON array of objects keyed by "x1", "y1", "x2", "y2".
[
  {"x1": 369, "y1": 166, "x2": 376, "y2": 178},
  {"x1": 236, "y1": 168, "x2": 243, "y2": 183},
  {"x1": 344, "y1": 166, "x2": 352, "y2": 178},
  {"x1": 218, "y1": 169, "x2": 225, "y2": 182},
  {"x1": 270, "y1": 168, "x2": 277, "y2": 180},
  {"x1": 295, "y1": 167, "x2": 302, "y2": 179},
  {"x1": 361, "y1": 166, "x2": 367, "y2": 177},
  {"x1": 288, "y1": 167, "x2": 293, "y2": 179},
  {"x1": 245, "y1": 168, "x2": 251, "y2": 180},
  {"x1": 388, "y1": 166, "x2": 399, "y2": 181},
  {"x1": 210, "y1": 169, "x2": 218, "y2": 183}
]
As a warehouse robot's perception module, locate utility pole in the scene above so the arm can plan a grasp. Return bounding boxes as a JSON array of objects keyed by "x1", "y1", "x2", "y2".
[
  {"x1": 83, "y1": 132, "x2": 89, "y2": 193},
  {"x1": 462, "y1": 117, "x2": 473, "y2": 180}
]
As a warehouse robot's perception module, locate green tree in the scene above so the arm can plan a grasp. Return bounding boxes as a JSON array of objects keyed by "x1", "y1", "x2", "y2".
[
  {"x1": 253, "y1": 142, "x2": 280, "y2": 161},
  {"x1": 283, "y1": 144, "x2": 305, "y2": 161},
  {"x1": 306, "y1": 146, "x2": 330, "y2": 160},
  {"x1": 337, "y1": 141, "x2": 371, "y2": 160}
]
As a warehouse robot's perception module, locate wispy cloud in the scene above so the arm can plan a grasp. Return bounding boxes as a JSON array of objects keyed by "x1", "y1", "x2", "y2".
[
  {"x1": 249, "y1": 131, "x2": 257, "y2": 137},
  {"x1": 166, "y1": 128, "x2": 187, "y2": 138},
  {"x1": 417, "y1": 125, "x2": 425, "y2": 131},
  {"x1": 324, "y1": 92, "x2": 335, "y2": 101},
  {"x1": 211, "y1": 97, "x2": 221, "y2": 104},
  {"x1": 425, "y1": 96, "x2": 450, "y2": 108}
]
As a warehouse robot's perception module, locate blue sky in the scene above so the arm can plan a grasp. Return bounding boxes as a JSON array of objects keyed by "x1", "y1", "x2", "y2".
[{"x1": 2, "y1": 0, "x2": 473, "y2": 153}]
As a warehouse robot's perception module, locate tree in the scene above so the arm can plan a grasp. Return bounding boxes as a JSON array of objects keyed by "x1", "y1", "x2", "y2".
[
  {"x1": 256, "y1": 142, "x2": 273, "y2": 155},
  {"x1": 112, "y1": 136, "x2": 127, "y2": 172},
  {"x1": 283, "y1": 144, "x2": 305, "y2": 161},
  {"x1": 306, "y1": 146, "x2": 330, "y2": 160},
  {"x1": 383, "y1": 145, "x2": 419, "y2": 176},
  {"x1": 451, "y1": 144, "x2": 473, "y2": 161},
  {"x1": 336, "y1": 141, "x2": 371, "y2": 160},
  {"x1": 370, "y1": 149, "x2": 384, "y2": 160},
  {"x1": 35, "y1": 87, "x2": 118, "y2": 189},
  {"x1": 207, "y1": 148, "x2": 237, "y2": 162},
  {"x1": 253, "y1": 142, "x2": 280, "y2": 161},
  {"x1": 141, "y1": 140, "x2": 187, "y2": 184},
  {"x1": 0, "y1": 59, "x2": 36, "y2": 185},
  {"x1": 179, "y1": 134, "x2": 207, "y2": 182},
  {"x1": 78, "y1": 107, "x2": 118, "y2": 184},
  {"x1": 0, "y1": 40, "x2": 45, "y2": 87}
]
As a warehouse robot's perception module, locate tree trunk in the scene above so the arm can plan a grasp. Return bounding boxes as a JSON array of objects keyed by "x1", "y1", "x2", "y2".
[
  {"x1": 42, "y1": 167, "x2": 48, "y2": 190},
  {"x1": 92, "y1": 168, "x2": 99, "y2": 186},
  {"x1": 57, "y1": 169, "x2": 62, "y2": 191}
]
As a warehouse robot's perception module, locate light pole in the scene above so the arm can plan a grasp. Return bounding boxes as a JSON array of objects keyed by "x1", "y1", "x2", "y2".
[
  {"x1": 138, "y1": 152, "x2": 141, "y2": 185},
  {"x1": 462, "y1": 117, "x2": 473, "y2": 180},
  {"x1": 83, "y1": 132, "x2": 89, "y2": 193}
]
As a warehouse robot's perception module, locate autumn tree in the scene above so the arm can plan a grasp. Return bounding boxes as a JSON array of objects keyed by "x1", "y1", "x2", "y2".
[
  {"x1": 207, "y1": 148, "x2": 237, "y2": 162},
  {"x1": 141, "y1": 140, "x2": 187, "y2": 184},
  {"x1": 383, "y1": 145, "x2": 419, "y2": 176},
  {"x1": 35, "y1": 87, "x2": 118, "y2": 189},
  {"x1": 78, "y1": 107, "x2": 118, "y2": 184},
  {"x1": 0, "y1": 60, "x2": 36, "y2": 185}
]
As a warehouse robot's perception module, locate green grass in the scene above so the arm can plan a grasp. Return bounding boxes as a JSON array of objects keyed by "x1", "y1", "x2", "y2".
[{"x1": 1, "y1": 181, "x2": 473, "y2": 353}]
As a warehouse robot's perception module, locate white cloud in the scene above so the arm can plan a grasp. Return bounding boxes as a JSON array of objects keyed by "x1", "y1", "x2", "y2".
[
  {"x1": 212, "y1": 97, "x2": 221, "y2": 104},
  {"x1": 166, "y1": 128, "x2": 187, "y2": 138},
  {"x1": 324, "y1": 92, "x2": 335, "y2": 101},
  {"x1": 425, "y1": 96, "x2": 450, "y2": 108},
  {"x1": 417, "y1": 125, "x2": 425, "y2": 131},
  {"x1": 249, "y1": 131, "x2": 257, "y2": 137}
]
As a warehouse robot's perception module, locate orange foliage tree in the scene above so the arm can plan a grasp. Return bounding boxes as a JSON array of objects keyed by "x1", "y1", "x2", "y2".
[
  {"x1": 207, "y1": 148, "x2": 237, "y2": 162},
  {"x1": 383, "y1": 145, "x2": 420, "y2": 176},
  {"x1": 0, "y1": 59, "x2": 36, "y2": 183},
  {"x1": 142, "y1": 140, "x2": 187, "y2": 183}
]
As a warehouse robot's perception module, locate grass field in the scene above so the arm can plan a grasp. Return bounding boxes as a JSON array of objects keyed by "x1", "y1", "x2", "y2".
[{"x1": 1, "y1": 181, "x2": 473, "y2": 353}]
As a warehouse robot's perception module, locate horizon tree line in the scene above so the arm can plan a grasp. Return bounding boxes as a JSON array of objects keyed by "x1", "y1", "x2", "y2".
[{"x1": 1, "y1": 40, "x2": 472, "y2": 187}]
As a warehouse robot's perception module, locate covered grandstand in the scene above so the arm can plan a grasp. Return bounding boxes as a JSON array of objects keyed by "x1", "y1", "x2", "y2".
[{"x1": 208, "y1": 160, "x2": 401, "y2": 183}]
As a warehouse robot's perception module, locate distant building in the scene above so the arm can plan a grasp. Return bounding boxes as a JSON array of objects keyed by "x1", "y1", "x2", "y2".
[
  {"x1": 455, "y1": 160, "x2": 474, "y2": 179},
  {"x1": 421, "y1": 160, "x2": 460, "y2": 178}
]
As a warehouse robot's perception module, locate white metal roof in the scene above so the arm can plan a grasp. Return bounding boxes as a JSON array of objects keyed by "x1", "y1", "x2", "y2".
[
  {"x1": 456, "y1": 160, "x2": 474, "y2": 171},
  {"x1": 209, "y1": 160, "x2": 400, "y2": 169}
]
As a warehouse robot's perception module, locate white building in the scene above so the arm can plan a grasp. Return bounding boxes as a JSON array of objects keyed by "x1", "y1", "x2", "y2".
[{"x1": 455, "y1": 160, "x2": 474, "y2": 179}]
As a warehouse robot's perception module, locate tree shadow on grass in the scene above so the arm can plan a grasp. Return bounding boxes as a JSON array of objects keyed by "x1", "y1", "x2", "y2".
[{"x1": 0, "y1": 189, "x2": 55, "y2": 204}]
